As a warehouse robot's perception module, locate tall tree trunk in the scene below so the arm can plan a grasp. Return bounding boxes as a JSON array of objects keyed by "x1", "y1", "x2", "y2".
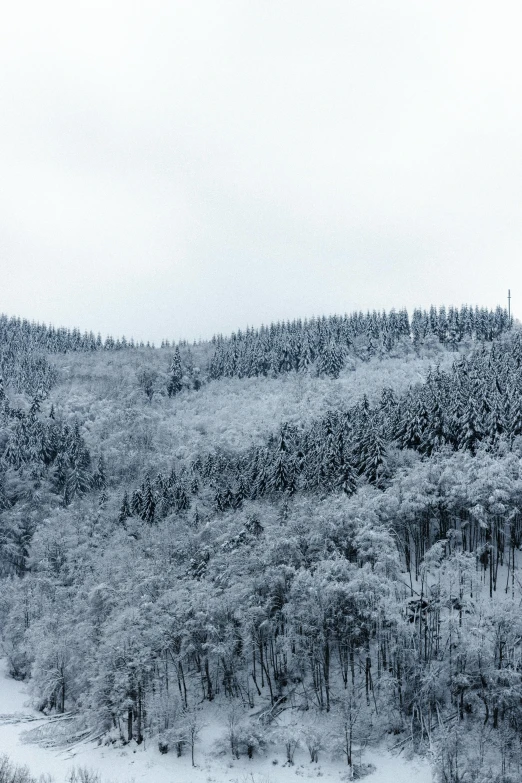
[
  {"x1": 323, "y1": 640, "x2": 330, "y2": 712},
  {"x1": 204, "y1": 657, "x2": 213, "y2": 701},
  {"x1": 136, "y1": 683, "x2": 143, "y2": 744}
]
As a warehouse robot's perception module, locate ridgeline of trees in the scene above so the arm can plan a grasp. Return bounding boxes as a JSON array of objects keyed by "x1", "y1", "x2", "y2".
[
  {"x1": 208, "y1": 304, "x2": 512, "y2": 379},
  {"x1": 0, "y1": 314, "x2": 155, "y2": 355}
]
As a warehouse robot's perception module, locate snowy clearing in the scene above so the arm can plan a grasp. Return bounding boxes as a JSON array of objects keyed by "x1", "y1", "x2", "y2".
[{"x1": 0, "y1": 660, "x2": 433, "y2": 783}]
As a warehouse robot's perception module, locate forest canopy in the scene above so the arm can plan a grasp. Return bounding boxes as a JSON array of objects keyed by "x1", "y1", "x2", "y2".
[{"x1": 0, "y1": 304, "x2": 520, "y2": 782}]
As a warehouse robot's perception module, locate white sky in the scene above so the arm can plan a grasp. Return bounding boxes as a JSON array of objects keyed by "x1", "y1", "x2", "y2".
[{"x1": 1, "y1": 1, "x2": 521, "y2": 343}]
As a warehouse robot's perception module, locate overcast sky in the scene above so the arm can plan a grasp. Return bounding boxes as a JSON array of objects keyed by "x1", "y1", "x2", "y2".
[{"x1": 1, "y1": 2, "x2": 520, "y2": 343}]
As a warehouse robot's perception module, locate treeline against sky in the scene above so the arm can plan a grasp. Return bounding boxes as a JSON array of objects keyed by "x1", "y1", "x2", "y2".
[
  {"x1": 208, "y1": 304, "x2": 512, "y2": 379},
  {"x1": 0, "y1": 314, "x2": 150, "y2": 355},
  {"x1": 0, "y1": 305, "x2": 512, "y2": 396},
  {"x1": 1, "y1": 303, "x2": 512, "y2": 361},
  {"x1": 0, "y1": 304, "x2": 511, "y2": 400}
]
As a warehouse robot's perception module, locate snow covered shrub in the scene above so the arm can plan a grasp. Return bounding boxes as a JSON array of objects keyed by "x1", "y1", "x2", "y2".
[
  {"x1": 0, "y1": 580, "x2": 33, "y2": 681},
  {"x1": 149, "y1": 688, "x2": 184, "y2": 754},
  {"x1": 0, "y1": 755, "x2": 34, "y2": 783},
  {"x1": 222, "y1": 708, "x2": 242, "y2": 759},
  {"x1": 433, "y1": 723, "x2": 486, "y2": 783},
  {"x1": 215, "y1": 710, "x2": 267, "y2": 759},
  {"x1": 301, "y1": 725, "x2": 325, "y2": 763},
  {"x1": 66, "y1": 769, "x2": 101, "y2": 783},
  {"x1": 3, "y1": 642, "x2": 29, "y2": 682},
  {"x1": 0, "y1": 756, "x2": 56, "y2": 783},
  {"x1": 274, "y1": 724, "x2": 300, "y2": 764},
  {"x1": 235, "y1": 722, "x2": 268, "y2": 759},
  {"x1": 213, "y1": 729, "x2": 234, "y2": 758},
  {"x1": 158, "y1": 726, "x2": 187, "y2": 757},
  {"x1": 330, "y1": 686, "x2": 376, "y2": 772}
]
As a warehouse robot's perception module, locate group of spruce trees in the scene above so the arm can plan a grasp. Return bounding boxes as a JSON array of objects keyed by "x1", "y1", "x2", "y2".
[
  {"x1": 1, "y1": 305, "x2": 512, "y2": 393},
  {"x1": 208, "y1": 304, "x2": 511, "y2": 380},
  {"x1": 0, "y1": 313, "x2": 155, "y2": 354},
  {"x1": 119, "y1": 332, "x2": 522, "y2": 527},
  {"x1": 0, "y1": 380, "x2": 96, "y2": 516}
]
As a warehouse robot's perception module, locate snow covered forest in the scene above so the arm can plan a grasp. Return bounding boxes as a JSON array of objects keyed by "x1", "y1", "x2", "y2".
[{"x1": 1, "y1": 304, "x2": 522, "y2": 782}]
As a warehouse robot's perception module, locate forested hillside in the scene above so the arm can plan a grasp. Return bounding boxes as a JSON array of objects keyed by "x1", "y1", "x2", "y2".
[{"x1": 1, "y1": 305, "x2": 521, "y2": 783}]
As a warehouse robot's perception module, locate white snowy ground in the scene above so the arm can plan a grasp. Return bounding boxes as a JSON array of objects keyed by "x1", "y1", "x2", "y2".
[{"x1": 0, "y1": 660, "x2": 433, "y2": 783}]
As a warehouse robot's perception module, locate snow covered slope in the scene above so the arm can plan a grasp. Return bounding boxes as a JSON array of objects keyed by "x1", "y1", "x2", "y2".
[{"x1": 0, "y1": 660, "x2": 432, "y2": 783}]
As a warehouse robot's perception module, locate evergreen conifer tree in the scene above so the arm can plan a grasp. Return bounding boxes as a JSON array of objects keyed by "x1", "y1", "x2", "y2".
[
  {"x1": 92, "y1": 455, "x2": 107, "y2": 491},
  {"x1": 317, "y1": 340, "x2": 344, "y2": 378},
  {"x1": 337, "y1": 460, "x2": 358, "y2": 495},
  {"x1": 460, "y1": 396, "x2": 483, "y2": 453},
  {"x1": 65, "y1": 449, "x2": 91, "y2": 502},
  {"x1": 168, "y1": 347, "x2": 183, "y2": 397},
  {"x1": 142, "y1": 482, "x2": 156, "y2": 524},
  {"x1": 119, "y1": 492, "x2": 131, "y2": 525},
  {"x1": 131, "y1": 489, "x2": 143, "y2": 516},
  {"x1": 355, "y1": 421, "x2": 388, "y2": 486},
  {"x1": 508, "y1": 391, "x2": 522, "y2": 440}
]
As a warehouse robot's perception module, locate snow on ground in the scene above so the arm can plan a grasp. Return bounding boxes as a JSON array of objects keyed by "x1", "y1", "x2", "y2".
[{"x1": 0, "y1": 660, "x2": 433, "y2": 782}]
